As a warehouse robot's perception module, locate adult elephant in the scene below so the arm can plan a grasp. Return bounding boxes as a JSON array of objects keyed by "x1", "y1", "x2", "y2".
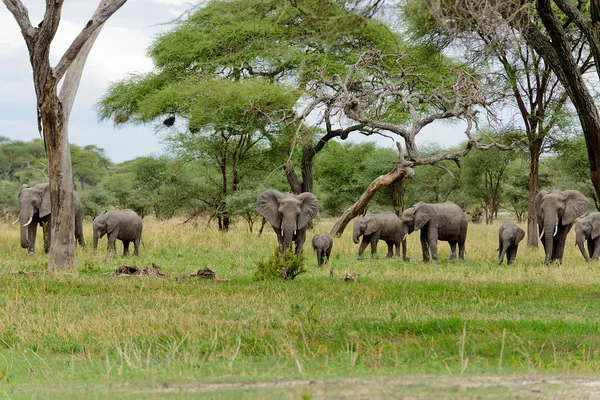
[
  {"x1": 17, "y1": 183, "x2": 85, "y2": 254},
  {"x1": 575, "y1": 212, "x2": 600, "y2": 262},
  {"x1": 402, "y1": 202, "x2": 468, "y2": 263},
  {"x1": 256, "y1": 190, "x2": 319, "y2": 253},
  {"x1": 93, "y1": 209, "x2": 143, "y2": 257},
  {"x1": 352, "y1": 213, "x2": 409, "y2": 260},
  {"x1": 536, "y1": 189, "x2": 589, "y2": 263}
]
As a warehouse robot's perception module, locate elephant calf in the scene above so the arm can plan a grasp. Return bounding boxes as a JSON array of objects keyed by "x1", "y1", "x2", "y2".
[
  {"x1": 497, "y1": 222, "x2": 525, "y2": 265},
  {"x1": 575, "y1": 212, "x2": 600, "y2": 262},
  {"x1": 312, "y1": 233, "x2": 333, "y2": 266},
  {"x1": 352, "y1": 213, "x2": 409, "y2": 260},
  {"x1": 93, "y1": 209, "x2": 143, "y2": 256}
]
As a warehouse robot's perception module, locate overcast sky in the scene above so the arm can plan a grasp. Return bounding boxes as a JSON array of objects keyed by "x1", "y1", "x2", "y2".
[{"x1": 0, "y1": 0, "x2": 467, "y2": 163}]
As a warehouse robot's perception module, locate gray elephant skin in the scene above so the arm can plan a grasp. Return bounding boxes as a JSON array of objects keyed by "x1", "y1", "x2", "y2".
[
  {"x1": 256, "y1": 190, "x2": 319, "y2": 253},
  {"x1": 536, "y1": 189, "x2": 589, "y2": 263},
  {"x1": 93, "y1": 209, "x2": 143, "y2": 256},
  {"x1": 575, "y1": 212, "x2": 600, "y2": 262},
  {"x1": 312, "y1": 233, "x2": 333, "y2": 266},
  {"x1": 352, "y1": 213, "x2": 409, "y2": 260},
  {"x1": 17, "y1": 183, "x2": 85, "y2": 254},
  {"x1": 497, "y1": 222, "x2": 525, "y2": 265},
  {"x1": 402, "y1": 202, "x2": 468, "y2": 262}
]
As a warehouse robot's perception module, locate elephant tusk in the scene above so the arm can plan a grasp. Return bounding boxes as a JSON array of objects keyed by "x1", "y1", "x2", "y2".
[
  {"x1": 12, "y1": 218, "x2": 19, "y2": 225},
  {"x1": 281, "y1": 229, "x2": 284, "y2": 235},
  {"x1": 22, "y1": 217, "x2": 33, "y2": 227},
  {"x1": 294, "y1": 230, "x2": 296, "y2": 236},
  {"x1": 539, "y1": 231, "x2": 544, "y2": 240},
  {"x1": 553, "y1": 224, "x2": 558, "y2": 237}
]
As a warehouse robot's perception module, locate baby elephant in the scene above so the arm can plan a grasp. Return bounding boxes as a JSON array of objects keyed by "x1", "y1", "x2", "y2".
[
  {"x1": 575, "y1": 212, "x2": 600, "y2": 262},
  {"x1": 93, "y1": 209, "x2": 143, "y2": 256},
  {"x1": 497, "y1": 222, "x2": 525, "y2": 265},
  {"x1": 312, "y1": 233, "x2": 333, "y2": 266}
]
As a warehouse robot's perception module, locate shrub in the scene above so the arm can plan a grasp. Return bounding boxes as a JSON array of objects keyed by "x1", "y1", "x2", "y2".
[{"x1": 254, "y1": 248, "x2": 306, "y2": 281}]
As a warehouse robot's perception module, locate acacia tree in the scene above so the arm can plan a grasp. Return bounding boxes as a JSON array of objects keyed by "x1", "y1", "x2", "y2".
[
  {"x1": 423, "y1": 0, "x2": 600, "y2": 215},
  {"x1": 307, "y1": 50, "x2": 520, "y2": 235},
  {"x1": 3, "y1": 0, "x2": 127, "y2": 270}
]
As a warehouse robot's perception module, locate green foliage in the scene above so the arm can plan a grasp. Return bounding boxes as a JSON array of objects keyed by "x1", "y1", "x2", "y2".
[
  {"x1": 314, "y1": 141, "x2": 399, "y2": 215},
  {"x1": 254, "y1": 248, "x2": 307, "y2": 281},
  {"x1": 78, "y1": 186, "x2": 112, "y2": 219}
]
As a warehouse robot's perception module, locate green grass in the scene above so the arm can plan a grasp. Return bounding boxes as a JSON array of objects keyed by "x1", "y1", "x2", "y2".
[{"x1": 0, "y1": 217, "x2": 600, "y2": 398}]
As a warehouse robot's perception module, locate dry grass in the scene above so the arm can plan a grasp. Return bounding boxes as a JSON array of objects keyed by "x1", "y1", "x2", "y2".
[{"x1": 0, "y1": 216, "x2": 599, "y2": 398}]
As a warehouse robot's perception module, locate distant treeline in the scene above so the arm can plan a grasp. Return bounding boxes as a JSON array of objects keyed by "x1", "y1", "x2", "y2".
[{"x1": 0, "y1": 135, "x2": 593, "y2": 229}]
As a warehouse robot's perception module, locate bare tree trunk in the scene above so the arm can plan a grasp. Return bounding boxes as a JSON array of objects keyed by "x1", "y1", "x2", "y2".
[
  {"x1": 331, "y1": 166, "x2": 414, "y2": 236},
  {"x1": 527, "y1": 142, "x2": 540, "y2": 247}
]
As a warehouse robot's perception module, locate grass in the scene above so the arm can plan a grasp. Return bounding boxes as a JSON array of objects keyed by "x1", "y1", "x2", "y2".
[{"x1": 0, "y1": 216, "x2": 600, "y2": 398}]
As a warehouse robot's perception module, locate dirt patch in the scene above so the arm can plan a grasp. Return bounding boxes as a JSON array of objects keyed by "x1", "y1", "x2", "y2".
[{"x1": 139, "y1": 375, "x2": 600, "y2": 399}]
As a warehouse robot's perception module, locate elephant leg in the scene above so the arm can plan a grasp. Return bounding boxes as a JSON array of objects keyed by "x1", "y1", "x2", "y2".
[
  {"x1": 28, "y1": 222, "x2": 38, "y2": 254},
  {"x1": 294, "y1": 229, "x2": 306, "y2": 255},
  {"x1": 449, "y1": 241, "x2": 457, "y2": 262},
  {"x1": 385, "y1": 240, "x2": 394, "y2": 258},
  {"x1": 589, "y1": 239, "x2": 600, "y2": 261},
  {"x1": 458, "y1": 240, "x2": 466, "y2": 261},
  {"x1": 134, "y1": 238, "x2": 140, "y2": 257},
  {"x1": 401, "y1": 237, "x2": 410, "y2": 262},
  {"x1": 325, "y1": 248, "x2": 331, "y2": 263},
  {"x1": 420, "y1": 230, "x2": 430, "y2": 263},
  {"x1": 508, "y1": 245, "x2": 518, "y2": 265},
  {"x1": 122, "y1": 240, "x2": 130, "y2": 257},
  {"x1": 498, "y1": 242, "x2": 507, "y2": 265},
  {"x1": 370, "y1": 236, "x2": 379, "y2": 257},
  {"x1": 357, "y1": 237, "x2": 370, "y2": 260},
  {"x1": 75, "y1": 215, "x2": 85, "y2": 248},
  {"x1": 107, "y1": 231, "x2": 119, "y2": 253},
  {"x1": 427, "y1": 229, "x2": 439, "y2": 263},
  {"x1": 553, "y1": 226, "x2": 570, "y2": 263}
]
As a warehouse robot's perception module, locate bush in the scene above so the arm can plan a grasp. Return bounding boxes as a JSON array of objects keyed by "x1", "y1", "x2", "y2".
[{"x1": 254, "y1": 248, "x2": 306, "y2": 281}]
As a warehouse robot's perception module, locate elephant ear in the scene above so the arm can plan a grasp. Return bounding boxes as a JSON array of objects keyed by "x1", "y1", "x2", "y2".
[
  {"x1": 296, "y1": 192, "x2": 319, "y2": 229},
  {"x1": 592, "y1": 217, "x2": 600, "y2": 240},
  {"x1": 364, "y1": 217, "x2": 381, "y2": 236},
  {"x1": 39, "y1": 184, "x2": 51, "y2": 218},
  {"x1": 515, "y1": 228, "x2": 525, "y2": 244},
  {"x1": 535, "y1": 190, "x2": 548, "y2": 223},
  {"x1": 106, "y1": 213, "x2": 119, "y2": 234},
  {"x1": 414, "y1": 204, "x2": 433, "y2": 230},
  {"x1": 563, "y1": 190, "x2": 589, "y2": 225},
  {"x1": 256, "y1": 190, "x2": 284, "y2": 228}
]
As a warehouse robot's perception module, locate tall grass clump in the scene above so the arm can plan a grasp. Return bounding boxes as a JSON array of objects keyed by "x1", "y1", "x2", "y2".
[{"x1": 254, "y1": 247, "x2": 306, "y2": 280}]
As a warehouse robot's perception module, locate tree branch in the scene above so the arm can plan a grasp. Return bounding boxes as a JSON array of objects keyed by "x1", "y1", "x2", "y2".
[{"x1": 54, "y1": 0, "x2": 127, "y2": 81}]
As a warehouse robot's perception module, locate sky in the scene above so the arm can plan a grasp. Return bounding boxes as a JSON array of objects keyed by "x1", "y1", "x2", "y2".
[{"x1": 0, "y1": 0, "x2": 468, "y2": 163}]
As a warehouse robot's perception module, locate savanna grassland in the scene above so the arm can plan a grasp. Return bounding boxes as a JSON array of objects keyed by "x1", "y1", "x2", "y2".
[{"x1": 1, "y1": 217, "x2": 600, "y2": 399}]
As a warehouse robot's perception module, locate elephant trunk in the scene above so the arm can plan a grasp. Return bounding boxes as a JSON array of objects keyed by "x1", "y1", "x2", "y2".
[
  {"x1": 281, "y1": 220, "x2": 296, "y2": 252},
  {"x1": 19, "y1": 209, "x2": 33, "y2": 249},
  {"x1": 352, "y1": 225, "x2": 361, "y2": 244},
  {"x1": 578, "y1": 240, "x2": 590, "y2": 263},
  {"x1": 317, "y1": 249, "x2": 324, "y2": 266},
  {"x1": 544, "y1": 218, "x2": 557, "y2": 263}
]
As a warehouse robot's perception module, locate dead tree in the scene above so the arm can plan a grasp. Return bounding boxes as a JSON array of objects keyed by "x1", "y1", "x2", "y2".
[
  {"x1": 3, "y1": 0, "x2": 127, "y2": 270},
  {"x1": 300, "y1": 50, "x2": 520, "y2": 236}
]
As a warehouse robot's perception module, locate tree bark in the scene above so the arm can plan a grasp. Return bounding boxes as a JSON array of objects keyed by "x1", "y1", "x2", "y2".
[
  {"x1": 2, "y1": 0, "x2": 128, "y2": 270},
  {"x1": 527, "y1": 140, "x2": 541, "y2": 247},
  {"x1": 330, "y1": 166, "x2": 415, "y2": 236}
]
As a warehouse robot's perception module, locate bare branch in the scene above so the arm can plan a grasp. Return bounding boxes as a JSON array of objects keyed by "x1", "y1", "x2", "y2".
[
  {"x1": 54, "y1": 0, "x2": 127, "y2": 80},
  {"x1": 1, "y1": 0, "x2": 35, "y2": 40}
]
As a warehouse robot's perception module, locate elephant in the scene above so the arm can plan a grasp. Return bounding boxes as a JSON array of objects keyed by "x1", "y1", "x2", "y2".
[
  {"x1": 497, "y1": 222, "x2": 525, "y2": 265},
  {"x1": 256, "y1": 190, "x2": 319, "y2": 253},
  {"x1": 352, "y1": 213, "x2": 409, "y2": 260},
  {"x1": 536, "y1": 189, "x2": 589, "y2": 263},
  {"x1": 575, "y1": 212, "x2": 600, "y2": 262},
  {"x1": 312, "y1": 233, "x2": 333, "y2": 266},
  {"x1": 17, "y1": 183, "x2": 85, "y2": 254},
  {"x1": 401, "y1": 202, "x2": 468, "y2": 263},
  {"x1": 93, "y1": 209, "x2": 143, "y2": 257}
]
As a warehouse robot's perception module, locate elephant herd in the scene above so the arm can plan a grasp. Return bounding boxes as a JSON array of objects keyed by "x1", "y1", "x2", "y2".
[
  {"x1": 12, "y1": 185, "x2": 600, "y2": 265},
  {"x1": 16, "y1": 183, "x2": 143, "y2": 257},
  {"x1": 257, "y1": 189, "x2": 600, "y2": 266}
]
